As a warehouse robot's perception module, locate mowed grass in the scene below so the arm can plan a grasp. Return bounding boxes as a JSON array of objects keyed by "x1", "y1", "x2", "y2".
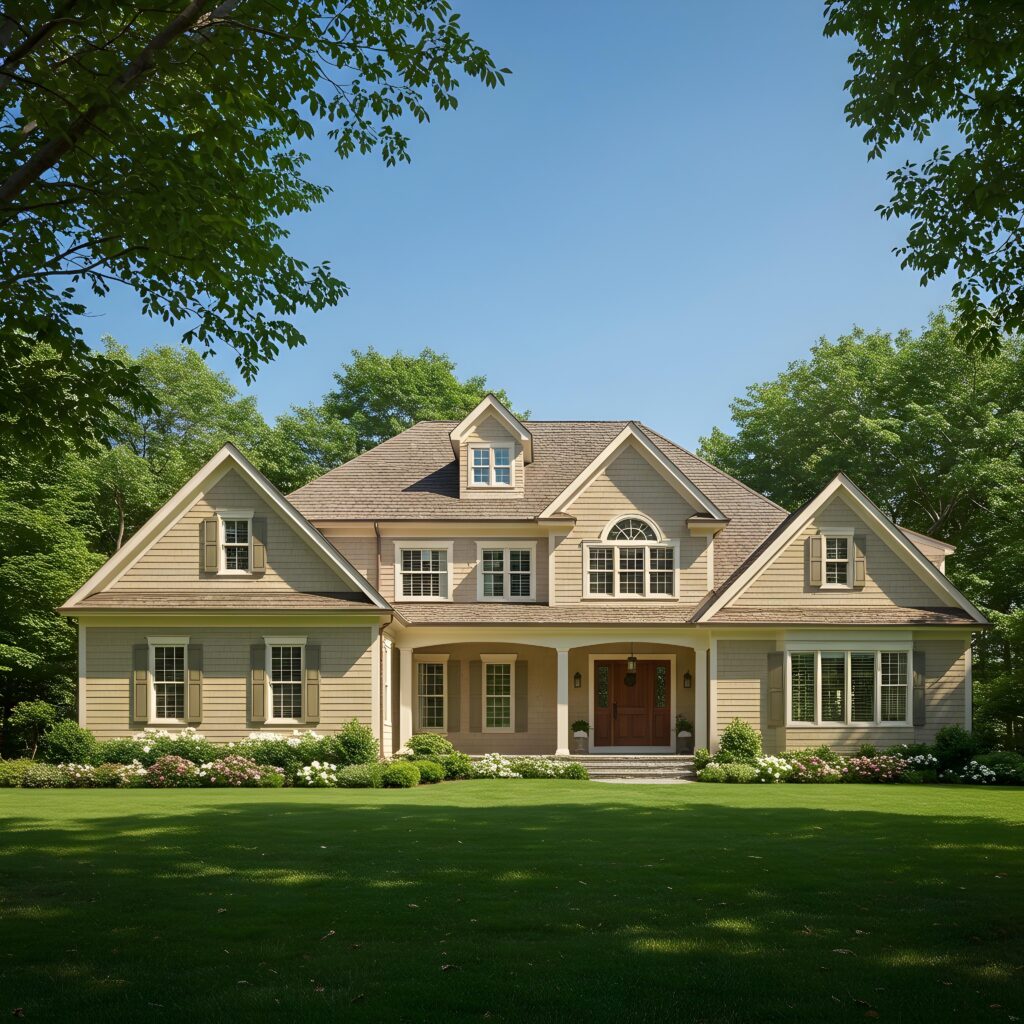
[{"x1": 0, "y1": 784, "x2": 1022, "y2": 1023}]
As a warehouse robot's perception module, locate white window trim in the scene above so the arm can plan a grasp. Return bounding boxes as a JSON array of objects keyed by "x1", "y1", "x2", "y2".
[
  {"x1": 382, "y1": 636, "x2": 393, "y2": 727},
  {"x1": 394, "y1": 541, "x2": 455, "y2": 603},
  {"x1": 475, "y1": 541, "x2": 537, "y2": 602},
  {"x1": 467, "y1": 443, "x2": 515, "y2": 489},
  {"x1": 147, "y1": 635, "x2": 189, "y2": 725},
  {"x1": 218, "y1": 509, "x2": 254, "y2": 576},
  {"x1": 599, "y1": 514, "x2": 663, "y2": 542},
  {"x1": 582, "y1": 539, "x2": 680, "y2": 599},
  {"x1": 481, "y1": 653, "x2": 516, "y2": 733},
  {"x1": 264, "y1": 635, "x2": 306, "y2": 725},
  {"x1": 785, "y1": 645, "x2": 912, "y2": 727},
  {"x1": 414, "y1": 653, "x2": 449, "y2": 733},
  {"x1": 820, "y1": 526, "x2": 855, "y2": 590}
]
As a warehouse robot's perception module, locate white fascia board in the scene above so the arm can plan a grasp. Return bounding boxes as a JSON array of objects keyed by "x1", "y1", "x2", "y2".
[{"x1": 538, "y1": 424, "x2": 725, "y2": 520}]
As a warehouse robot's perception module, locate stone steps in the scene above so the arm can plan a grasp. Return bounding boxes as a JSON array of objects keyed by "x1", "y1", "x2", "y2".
[{"x1": 562, "y1": 754, "x2": 695, "y2": 781}]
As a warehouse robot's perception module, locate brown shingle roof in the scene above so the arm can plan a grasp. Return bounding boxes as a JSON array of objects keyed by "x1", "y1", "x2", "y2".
[
  {"x1": 66, "y1": 591, "x2": 378, "y2": 613},
  {"x1": 288, "y1": 420, "x2": 788, "y2": 587},
  {"x1": 706, "y1": 606, "x2": 978, "y2": 626},
  {"x1": 394, "y1": 602, "x2": 700, "y2": 626}
]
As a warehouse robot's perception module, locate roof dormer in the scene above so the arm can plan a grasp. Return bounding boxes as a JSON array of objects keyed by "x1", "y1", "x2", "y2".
[{"x1": 450, "y1": 395, "x2": 532, "y2": 499}]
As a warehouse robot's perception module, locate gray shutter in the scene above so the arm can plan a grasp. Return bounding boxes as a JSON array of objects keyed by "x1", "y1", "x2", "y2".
[
  {"x1": 515, "y1": 661, "x2": 529, "y2": 733},
  {"x1": 765, "y1": 651, "x2": 784, "y2": 728},
  {"x1": 912, "y1": 650, "x2": 926, "y2": 726},
  {"x1": 202, "y1": 517, "x2": 219, "y2": 573},
  {"x1": 305, "y1": 644, "x2": 321, "y2": 724},
  {"x1": 187, "y1": 644, "x2": 203, "y2": 724},
  {"x1": 132, "y1": 644, "x2": 149, "y2": 722},
  {"x1": 250, "y1": 643, "x2": 267, "y2": 723},
  {"x1": 251, "y1": 516, "x2": 267, "y2": 574},
  {"x1": 853, "y1": 534, "x2": 867, "y2": 588},
  {"x1": 808, "y1": 534, "x2": 823, "y2": 587},
  {"x1": 468, "y1": 660, "x2": 482, "y2": 732},
  {"x1": 447, "y1": 661, "x2": 461, "y2": 733}
]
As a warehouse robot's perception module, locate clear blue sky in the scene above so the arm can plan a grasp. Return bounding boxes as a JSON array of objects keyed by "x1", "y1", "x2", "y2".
[{"x1": 79, "y1": 0, "x2": 951, "y2": 450}]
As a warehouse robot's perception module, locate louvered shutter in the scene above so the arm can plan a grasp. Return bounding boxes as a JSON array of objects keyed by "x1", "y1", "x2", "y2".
[
  {"x1": 808, "y1": 534, "x2": 823, "y2": 587},
  {"x1": 251, "y1": 516, "x2": 267, "y2": 574},
  {"x1": 447, "y1": 661, "x2": 461, "y2": 733},
  {"x1": 515, "y1": 661, "x2": 529, "y2": 733},
  {"x1": 912, "y1": 650, "x2": 926, "y2": 726},
  {"x1": 305, "y1": 644, "x2": 321, "y2": 725},
  {"x1": 853, "y1": 534, "x2": 867, "y2": 588},
  {"x1": 187, "y1": 644, "x2": 203, "y2": 724},
  {"x1": 766, "y1": 651, "x2": 784, "y2": 728},
  {"x1": 202, "y1": 517, "x2": 219, "y2": 573},
  {"x1": 132, "y1": 644, "x2": 149, "y2": 722},
  {"x1": 250, "y1": 644, "x2": 267, "y2": 723},
  {"x1": 468, "y1": 660, "x2": 482, "y2": 732}
]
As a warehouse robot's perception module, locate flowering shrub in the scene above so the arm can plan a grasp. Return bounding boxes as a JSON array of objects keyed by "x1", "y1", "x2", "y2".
[
  {"x1": 943, "y1": 761, "x2": 999, "y2": 784},
  {"x1": 752, "y1": 755, "x2": 794, "y2": 783},
  {"x1": 64, "y1": 763, "x2": 97, "y2": 788},
  {"x1": 133, "y1": 728, "x2": 219, "y2": 767},
  {"x1": 780, "y1": 754, "x2": 844, "y2": 783},
  {"x1": 974, "y1": 751, "x2": 1024, "y2": 784},
  {"x1": 143, "y1": 755, "x2": 201, "y2": 788},
  {"x1": 294, "y1": 760, "x2": 339, "y2": 787},
  {"x1": 840, "y1": 755, "x2": 910, "y2": 783},
  {"x1": 699, "y1": 762, "x2": 759, "y2": 783},
  {"x1": 199, "y1": 755, "x2": 269, "y2": 788},
  {"x1": 472, "y1": 754, "x2": 521, "y2": 779}
]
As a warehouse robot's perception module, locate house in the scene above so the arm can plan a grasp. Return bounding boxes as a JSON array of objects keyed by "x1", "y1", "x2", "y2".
[{"x1": 60, "y1": 396, "x2": 986, "y2": 756}]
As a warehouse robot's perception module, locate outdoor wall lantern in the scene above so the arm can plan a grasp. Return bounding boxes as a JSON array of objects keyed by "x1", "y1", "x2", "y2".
[
  {"x1": 573, "y1": 672, "x2": 582, "y2": 689},
  {"x1": 683, "y1": 671, "x2": 693, "y2": 689}
]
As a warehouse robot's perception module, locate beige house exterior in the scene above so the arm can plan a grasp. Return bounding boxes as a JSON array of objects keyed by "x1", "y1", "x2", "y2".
[{"x1": 62, "y1": 396, "x2": 986, "y2": 756}]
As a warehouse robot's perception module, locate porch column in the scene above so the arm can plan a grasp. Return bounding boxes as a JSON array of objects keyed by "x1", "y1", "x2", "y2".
[
  {"x1": 556, "y1": 647, "x2": 570, "y2": 755},
  {"x1": 398, "y1": 646, "x2": 414, "y2": 750},
  {"x1": 693, "y1": 643, "x2": 708, "y2": 751}
]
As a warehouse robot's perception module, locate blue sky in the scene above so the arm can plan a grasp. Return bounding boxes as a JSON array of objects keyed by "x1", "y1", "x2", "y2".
[{"x1": 79, "y1": 1, "x2": 951, "y2": 450}]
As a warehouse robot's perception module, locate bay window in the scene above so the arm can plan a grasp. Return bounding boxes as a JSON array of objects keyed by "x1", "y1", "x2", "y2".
[{"x1": 786, "y1": 648, "x2": 911, "y2": 726}]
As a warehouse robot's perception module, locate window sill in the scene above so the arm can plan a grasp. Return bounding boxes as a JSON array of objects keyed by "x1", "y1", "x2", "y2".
[
  {"x1": 218, "y1": 570, "x2": 253, "y2": 577},
  {"x1": 149, "y1": 719, "x2": 186, "y2": 726},
  {"x1": 581, "y1": 594, "x2": 679, "y2": 602},
  {"x1": 394, "y1": 596, "x2": 452, "y2": 603},
  {"x1": 267, "y1": 718, "x2": 303, "y2": 726},
  {"x1": 483, "y1": 727, "x2": 515, "y2": 734},
  {"x1": 786, "y1": 721, "x2": 912, "y2": 728},
  {"x1": 477, "y1": 596, "x2": 535, "y2": 604},
  {"x1": 820, "y1": 582, "x2": 853, "y2": 590}
]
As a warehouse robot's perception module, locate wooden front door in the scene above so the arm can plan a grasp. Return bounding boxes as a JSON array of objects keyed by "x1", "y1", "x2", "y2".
[{"x1": 593, "y1": 660, "x2": 672, "y2": 747}]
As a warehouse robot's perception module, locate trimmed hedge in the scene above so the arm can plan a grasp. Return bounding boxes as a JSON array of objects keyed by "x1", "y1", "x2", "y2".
[{"x1": 381, "y1": 761, "x2": 421, "y2": 788}]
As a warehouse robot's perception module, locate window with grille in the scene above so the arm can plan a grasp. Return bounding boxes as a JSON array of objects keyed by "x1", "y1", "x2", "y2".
[
  {"x1": 788, "y1": 649, "x2": 911, "y2": 725},
  {"x1": 417, "y1": 662, "x2": 445, "y2": 730},
  {"x1": 484, "y1": 662, "x2": 513, "y2": 730},
  {"x1": 790, "y1": 652, "x2": 815, "y2": 722},
  {"x1": 881, "y1": 652, "x2": 908, "y2": 722},
  {"x1": 270, "y1": 645, "x2": 303, "y2": 721},
  {"x1": 822, "y1": 532, "x2": 852, "y2": 587},
  {"x1": 222, "y1": 518, "x2": 250, "y2": 572},
  {"x1": 469, "y1": 445, "x2": 513, "y2": 487},
  {"x1": 479, "y1": 546, "x2": 533, "y2": 600},
  {"x1": 152, "y1": 645, "x2": 185, "y2": 720},
  {"x1": 400, "y1": 548, "x2": 450, "y2": 599},
  {"x1": 584, "y1": 543, "x2": 676, "y2": 597}
]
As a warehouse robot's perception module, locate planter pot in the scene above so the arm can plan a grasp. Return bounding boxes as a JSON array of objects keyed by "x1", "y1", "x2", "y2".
[
  {"x1": 676, "y1": 733, "x2": 694, "y2": 755},
  {"x1": 571, "y1": 732, "x2": 588, "y2": 755}
]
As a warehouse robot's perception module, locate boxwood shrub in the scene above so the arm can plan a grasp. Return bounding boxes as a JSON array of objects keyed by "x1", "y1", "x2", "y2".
[
  {"x1": 38, "y1": 721, "x2": 96, "y2": 766},
  {"x1": 414, "y1": 759, "x2": 444, "y2": 784},
  {"x1": 381, "y1": 761, "x2": 420, "y2": 788},
  {"x1": 405, "y1": 733, "x2": 456, "y2": 758},
  {"x1": 335, "y1": 763, "x2": 384, "y2": 788},
  {"x1": 699, "y1": 762, "x2": 759, "y2": 783}
]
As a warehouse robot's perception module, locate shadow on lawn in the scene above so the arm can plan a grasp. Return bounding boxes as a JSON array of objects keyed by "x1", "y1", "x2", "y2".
[{"x1": 0, "y1": 788, "x2": 1022, "y2": 1024}]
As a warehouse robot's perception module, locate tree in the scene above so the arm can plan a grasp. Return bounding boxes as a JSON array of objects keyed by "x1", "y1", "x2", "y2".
[
  {"x1": 699, "y1": 311, "x2": 1024, "y2": 745},
  {"x1": 0, "y1": 2, "x2": 507, "y2": 456},
  {"x1": 824, "y1": 1, "x2": 1024, "y2": 355},
  {"x1": 323, "y1": 347, "x2": 526, "y2": 454}
]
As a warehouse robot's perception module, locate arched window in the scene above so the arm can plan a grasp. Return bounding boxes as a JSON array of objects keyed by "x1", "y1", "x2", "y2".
[{"x1": 607, "y1": 517, "x2": 657, "y2": 541}]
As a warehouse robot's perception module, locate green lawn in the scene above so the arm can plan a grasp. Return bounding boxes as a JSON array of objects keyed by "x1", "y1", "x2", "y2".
[{"x1": 1, "y1": 783, "x2": 1022, "y2": 1023}]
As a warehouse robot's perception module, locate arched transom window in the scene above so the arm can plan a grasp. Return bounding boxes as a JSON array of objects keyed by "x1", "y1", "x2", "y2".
[
  {"x1": 585, "y1": 517, "x2": 677, "y2": 599},
  {"x1": 607, "y1": 517, "x2": 657, "y2": 541}
]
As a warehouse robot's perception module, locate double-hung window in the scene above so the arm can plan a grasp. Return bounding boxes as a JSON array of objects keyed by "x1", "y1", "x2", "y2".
[
  {"x1": 269, "y1": 642, "x2": 303, "y2": 722},
  {"x1": 150, "y1": 638, "x2": 187, "y2": 722},
  {"x1": 481, "y1": 654, "x2": 515, "y2": 732},
  {"x1": 478, "y1": 543, "x2": 535, "y2": 600},
  {"x1": 219, "y1": 512, "x2": 252, "y2": 573},
  {"x1": 416, "y1": 658, "x2": 447, "y2": 731},
  {"x1": 584, "y1": 517, "x2": 677, "y2": 598},
  {"x1": 787, "y1": 648, "x2": 911, "y2": 726},
  {"x1": 469, "y1": 445, "x2": 513, "y2": 487},
  {"x1": 821, "y1": 529, "x2": 853, "y2": 588},
  {"x1": 397, "y1": 544, "x2": 453, "y2": 600}
]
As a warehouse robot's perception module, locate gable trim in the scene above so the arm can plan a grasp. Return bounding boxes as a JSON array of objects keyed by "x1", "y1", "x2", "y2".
[
  {"x1": 538, "y1": 423, "x2": 726, "y2": 520},
  {"x1": 449, "y1": 395, "x2": 533, "y2": 462},
  {"x1": 62, "y1": 444, "x2": 390, "y2": 611},
  {"x1": 697, "y1": 474, "x2": 986, "y2": 623}
]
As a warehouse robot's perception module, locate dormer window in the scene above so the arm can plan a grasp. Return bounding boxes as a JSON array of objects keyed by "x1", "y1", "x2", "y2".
[{"x1": 469, "y1": 444, "x2": 513, "y2": 488}]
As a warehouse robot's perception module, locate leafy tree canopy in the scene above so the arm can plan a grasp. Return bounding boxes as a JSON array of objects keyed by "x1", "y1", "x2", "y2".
[
  {"x1": 825, "y1": 1, "x2": 1024, "y2": 354},
  {"x1": 0, "y1": 1, "x2": 507, "y2": 457},
  {"x1": 699, "y1": 311, "x2": 1024, "y2": 744},
  {"x1": 323, "y1": 347, "x2": 527, "y2": 454}
]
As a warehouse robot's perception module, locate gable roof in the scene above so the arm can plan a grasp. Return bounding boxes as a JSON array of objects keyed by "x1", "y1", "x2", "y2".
[
  {"x1": 537, "y1": 423, "x2": 726, "y2": 521},
  {"x1": 62, "y1": 444, "x2": 390, "y2": 612},
  {"x1": 449, "y1": 394, "x2": 533, "y2": 462},
  {"x1": 696, "y1": 473, "x2": 987, "y2": 624},
  {"x1": 288, "y1": 420, "x2": 789, "y2": 586}
]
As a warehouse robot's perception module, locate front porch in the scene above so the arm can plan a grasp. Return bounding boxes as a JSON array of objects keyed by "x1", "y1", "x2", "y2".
[{"x1": 387, "y1": 634, "x2": 711, "y2": 757}]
